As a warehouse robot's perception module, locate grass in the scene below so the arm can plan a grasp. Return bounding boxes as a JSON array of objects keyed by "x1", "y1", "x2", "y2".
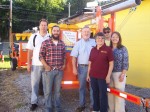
[{"x1": 0, "y1": 55, "x2": 11, "y2": 69}]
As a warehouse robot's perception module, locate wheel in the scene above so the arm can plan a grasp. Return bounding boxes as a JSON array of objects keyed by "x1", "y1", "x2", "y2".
[{"x1": 10, "y1": 58, "x2": 17, "y2": 71}]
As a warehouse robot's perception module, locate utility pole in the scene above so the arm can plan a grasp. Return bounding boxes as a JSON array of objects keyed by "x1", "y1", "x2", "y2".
[
  {"x1": 77, "y1": 0, "x2": 79, "y2": 12},
  {"x1": 68, "y1": 2, "x2": 71, "y2": 17},
  {"x1": 9, "y1": 0, "x2": 12, "y2": 48}
]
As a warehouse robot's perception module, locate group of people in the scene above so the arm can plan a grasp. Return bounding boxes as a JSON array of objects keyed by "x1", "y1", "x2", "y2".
[{"x1": 26, "y1": 18, "x2": 129, "y2": 112}]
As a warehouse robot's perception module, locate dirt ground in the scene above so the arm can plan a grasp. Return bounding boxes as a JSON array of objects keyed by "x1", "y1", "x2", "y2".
[
  {"x1": 0, "y1": 69, "x2": 27, "y2": 112},
  {"x1": 0, "y1": 69, "x2": 150, "y2": 112}
]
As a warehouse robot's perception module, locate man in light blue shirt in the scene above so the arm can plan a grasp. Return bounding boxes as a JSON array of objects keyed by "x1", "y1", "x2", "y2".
[{"x1": 70, "y1": 26, "x2": 96, "y2": 112}]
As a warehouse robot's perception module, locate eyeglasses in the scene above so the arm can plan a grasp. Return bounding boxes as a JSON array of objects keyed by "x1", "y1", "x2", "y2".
[{"x1": 104, "y1": 31, "x2": 110, "y2": 34}]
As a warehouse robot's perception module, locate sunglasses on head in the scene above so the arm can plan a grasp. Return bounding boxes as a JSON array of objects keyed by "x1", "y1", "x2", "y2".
[{"x1": 104, "y1": 31, "x2": 110, "y2": 34}]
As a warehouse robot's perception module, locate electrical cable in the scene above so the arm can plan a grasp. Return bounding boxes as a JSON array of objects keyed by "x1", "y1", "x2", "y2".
[{"x1": 117, "y1": 7, "x2": 136, "y2": 32}]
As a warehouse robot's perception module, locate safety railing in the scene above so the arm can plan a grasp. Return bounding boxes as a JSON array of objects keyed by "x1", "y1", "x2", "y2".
[{"x1": 108, "y1": 87, "x2": 150, "y2": 112}]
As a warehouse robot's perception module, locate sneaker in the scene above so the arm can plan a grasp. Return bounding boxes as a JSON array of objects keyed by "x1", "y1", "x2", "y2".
[
  {"x1": 30, "y1": 104, "x2": 38, "y2": 111},
  {"x1": 76, "y1": 106, "x2": 85, "y2": 112}
]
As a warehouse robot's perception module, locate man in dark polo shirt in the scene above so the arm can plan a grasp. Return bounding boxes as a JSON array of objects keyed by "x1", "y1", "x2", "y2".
[{"x1": 87, "y1": 32, "x2": 114, "y2": 112}]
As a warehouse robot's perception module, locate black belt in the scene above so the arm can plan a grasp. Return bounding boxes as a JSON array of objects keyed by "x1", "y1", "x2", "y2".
[{"x1": 79, "y1": 64, "x2": 88, "y2": 66}]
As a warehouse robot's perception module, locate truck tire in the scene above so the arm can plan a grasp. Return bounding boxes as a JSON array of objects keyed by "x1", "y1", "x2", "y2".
[{"x1": 11, "y1": 58, "x2": 17, "y2": 71}]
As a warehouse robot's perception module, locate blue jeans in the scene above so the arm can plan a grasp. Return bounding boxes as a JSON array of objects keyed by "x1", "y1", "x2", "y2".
[
  {"x1": 31, "y1": 65, "x2": 43, "y2": 104},
  {"x1": 78, "y1": 65, "x2": 93, "y2": 107},
  {"x1": 42, "y1": 70, "x2": 63, "y2": 112},
  {"x1": 91, "y1": 77, "x2": 108, "y2": 112}
]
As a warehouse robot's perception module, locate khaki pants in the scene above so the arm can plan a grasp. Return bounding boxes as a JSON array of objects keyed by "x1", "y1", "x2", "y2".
[{"x1": 108, "y1": 72, "x2": 126, "y2": 112}]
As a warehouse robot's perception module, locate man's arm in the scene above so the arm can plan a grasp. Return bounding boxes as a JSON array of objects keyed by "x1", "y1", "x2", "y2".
[
  {"x1": 72, "y1": 57, "x2": 78, "y2": 75},
  {"x1": 87, "y1": 61, "x2": 91, "y2": 82},
  {"x1": 27, "y1": 49, "x2": 33, "y2": 72},
  {"x1": 26, "y1": 34, "x2": 34, "y2": 72},
  {"x1": 61, "y1": 58, "x2": 66, "y2": 70},
  {"x1": 40, "y1": 58, "x2": 51, "y2": 71},
  {"x1": 39, "y1": 41, "x2": 52, "y2": 71},
  {"x1": 106, "y1": 61, "x2": 114, "y2": 84},
  {"x1": 70, "y1": 42, "x2": 79, "y2": 75}
]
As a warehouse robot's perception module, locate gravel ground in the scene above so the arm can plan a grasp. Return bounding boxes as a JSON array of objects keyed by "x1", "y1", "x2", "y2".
[{"x1": 0, "y1": 69, "x2": 150, "y2": 112}]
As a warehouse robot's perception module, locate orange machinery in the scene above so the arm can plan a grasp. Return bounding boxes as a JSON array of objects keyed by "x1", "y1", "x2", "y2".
[
  {"x1": 9, "y1": 33, "x2": 31, "y2": 70},
  {"x1": 48, "y1": 23, "x2": 80, "y2": 89}
]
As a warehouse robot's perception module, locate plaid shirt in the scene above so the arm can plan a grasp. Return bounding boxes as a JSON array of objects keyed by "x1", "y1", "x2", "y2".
[{"x1": 39, "y1": 38, "x2": 66, "y2": 70}]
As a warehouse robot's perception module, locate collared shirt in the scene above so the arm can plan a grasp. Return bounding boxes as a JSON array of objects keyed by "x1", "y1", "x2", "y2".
[
  {"x1": 113, "y1": 46, "x2": 129, "y2": 72},
  {"x1": 105, "y1": 40, "x2": 110, "y2": 46},
  {"x1": 70, "y1": 38, "x2": 96, "y2": 64},
  {"x1": 89, "y1": 44, "x2": 114, "y2": 79},
  {"x1": 26, "y1": 32, "x2": 50, "y2": 66},
  {"x1": 39, "y1": 38, "x2": 66, "y2": 69}
]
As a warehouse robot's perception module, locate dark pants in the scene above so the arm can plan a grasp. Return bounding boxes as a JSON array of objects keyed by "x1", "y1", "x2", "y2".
[
  {"x1": 38, "y1": 76, "x2": 44, "y2": 96},
  {"x1": 90, "y1": 77, "x2": 108, "y2": 112}
]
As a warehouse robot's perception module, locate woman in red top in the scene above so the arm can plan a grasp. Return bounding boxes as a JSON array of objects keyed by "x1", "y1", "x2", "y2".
[{"x1": 87, "y1": 32, "x2": 114, "y2": 112}]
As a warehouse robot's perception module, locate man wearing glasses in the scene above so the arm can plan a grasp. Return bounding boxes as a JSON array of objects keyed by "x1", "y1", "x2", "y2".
[{"x1": 103, "y1": 27, "x2": 111, "y2": 46}]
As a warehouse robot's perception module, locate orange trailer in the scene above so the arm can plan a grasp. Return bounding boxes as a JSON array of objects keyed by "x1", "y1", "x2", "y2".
[
  {"x1": 48, "y1": 24, "x2": 80, "y2": 89},
  {"x1": 9, "y1": 33, "x2": 31, "y2": 70}
]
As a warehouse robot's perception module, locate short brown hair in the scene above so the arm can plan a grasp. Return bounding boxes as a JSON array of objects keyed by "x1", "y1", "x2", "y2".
[
  {"x1": 51, "y1": 25, "x2": 60, "y2": 32},
  {"x1": 94, "y1": 32, "x2": 104, "y2": 39},
  {"x1": 39, "y1": 18, "x2": 48, "y2": 25},
  {"x1": 103, "y1": 27, "x2": 111, "y2": 33}
]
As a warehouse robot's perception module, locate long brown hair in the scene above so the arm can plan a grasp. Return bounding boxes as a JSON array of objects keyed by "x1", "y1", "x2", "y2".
[{"x1": 110, "y1": 31, "x2": 124, "y2": 49}]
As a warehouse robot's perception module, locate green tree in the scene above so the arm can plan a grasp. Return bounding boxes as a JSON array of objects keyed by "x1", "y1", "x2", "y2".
[
  {"x1": 62, "y1": 0, "x2": 94, "y2": 17},
  {"x1": 0, "y1": 0, "x2": 95, "y2": 41},
  {"x1": 0, "y1": 0, "x2": 66, "y2": 40}
]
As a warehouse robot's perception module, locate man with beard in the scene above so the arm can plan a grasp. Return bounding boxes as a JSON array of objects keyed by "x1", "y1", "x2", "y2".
[
  {"x1": 26, "y1": 19, "x2": 50, "y2": 111},
  {"x1": 39, "y1": 25, "x2": 66, "y2": 112}
]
